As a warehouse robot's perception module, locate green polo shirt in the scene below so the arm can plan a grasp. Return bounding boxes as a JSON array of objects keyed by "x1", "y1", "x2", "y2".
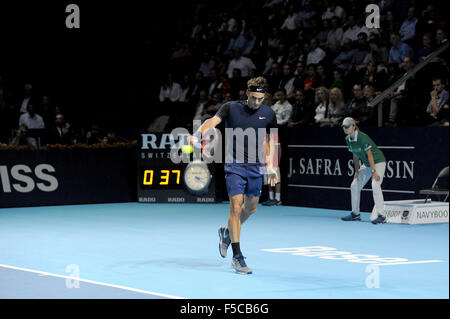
[{"x1": 345, "y1": 130, "x2": 386, "y2": 167}]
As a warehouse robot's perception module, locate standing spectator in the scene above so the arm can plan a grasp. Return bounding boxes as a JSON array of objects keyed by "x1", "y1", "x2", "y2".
[
  {"x1": 47, "y1": 113, "x2": 74, "y2": 145},
  {"x1": 19, "y1": 104, "x2": 45, "y2": 130},
  {"x1": 306, "y1": 38, "x2": 326, "y2": 65},
  {"x1": 271, "y1": 89, "x2": 293, "y2": 126},
  {"x1": 388, "y1": 32, "x2": 414, "y2": 65},
  {"x1": 18, "y1": 83, "x2": 34, "y2": 115}
]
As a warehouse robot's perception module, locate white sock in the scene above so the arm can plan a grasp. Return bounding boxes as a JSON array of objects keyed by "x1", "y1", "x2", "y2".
[
  {"x1": 275, "y1": 193, "x2": 281, "y2": 201},
  {"x1": 269, "y1": 191, "x2": 274, "y2": 200}
]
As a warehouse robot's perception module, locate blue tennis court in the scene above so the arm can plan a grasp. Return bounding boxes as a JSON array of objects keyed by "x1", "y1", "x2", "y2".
[{"x1": 0, "y1": 203, "x2": 448, "y2": 299}]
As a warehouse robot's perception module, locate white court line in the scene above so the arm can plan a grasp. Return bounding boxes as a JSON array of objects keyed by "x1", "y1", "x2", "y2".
[
  {"x1": 288, "y1": 184, "x2": 415, "y2": 194},
  {"x1": 0, "y1": 264, "x2": 185, "y2": 299}
]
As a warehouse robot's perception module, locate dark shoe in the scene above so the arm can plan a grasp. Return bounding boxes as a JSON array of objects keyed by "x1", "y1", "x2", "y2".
[{"x1": 341, "y1": 212, "x2": 361, "y2": 221}]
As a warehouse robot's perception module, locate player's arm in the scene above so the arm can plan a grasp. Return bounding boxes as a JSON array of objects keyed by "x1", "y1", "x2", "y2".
[
  {"x1": 188, "y1": 102, "x2": 229, "y2": 144},
  {"x1": 266, "y1": 116, "x2": 278, "y2": 186},
  {"x1": 365, "y1": 148, "x2": 380, "y2": 181}
]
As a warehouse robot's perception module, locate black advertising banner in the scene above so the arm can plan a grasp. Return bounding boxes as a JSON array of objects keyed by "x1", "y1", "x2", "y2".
[
  {"x1": 285, "y1": 127, "x2": 449, "y2": 211},
  {"x1": 137, "y1": 133, "x2": 217, "y2": 203},
  {"x1": 0, "y1": 148, "x2": 137, "y2": 208}
]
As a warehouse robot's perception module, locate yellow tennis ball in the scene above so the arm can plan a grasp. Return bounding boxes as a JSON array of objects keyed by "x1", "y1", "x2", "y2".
[{"x1": 181, "y1": 144, "x2": 194, "y2": 154}]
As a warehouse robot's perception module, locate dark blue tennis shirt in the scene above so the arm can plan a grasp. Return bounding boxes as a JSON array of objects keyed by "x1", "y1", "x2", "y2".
[{"x1": 215, "y1": 101, "x2": 277, "y2": 165}]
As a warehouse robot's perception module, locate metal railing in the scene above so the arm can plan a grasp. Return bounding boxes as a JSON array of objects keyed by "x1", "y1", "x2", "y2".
[{"x1": 368, "y1": 42, "x2": 449, "y2": 126}]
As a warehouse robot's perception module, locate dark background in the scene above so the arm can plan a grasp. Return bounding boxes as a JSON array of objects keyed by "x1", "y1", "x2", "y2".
[{"x1": 0, "y1": 1, "x2": 192, "y2": 129}]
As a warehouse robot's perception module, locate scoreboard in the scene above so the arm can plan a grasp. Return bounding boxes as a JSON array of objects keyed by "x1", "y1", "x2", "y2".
[{"x1": 137, "y1": 133, "x2": 217, "y2": 203}]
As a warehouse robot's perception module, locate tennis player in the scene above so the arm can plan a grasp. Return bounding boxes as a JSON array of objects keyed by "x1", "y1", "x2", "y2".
[
  {"x1": 188, "y1": 77, "x2": 278, "y2": 274},
  {"x1": 341, "y1": 117, "x2": 387, "y2": 224}
]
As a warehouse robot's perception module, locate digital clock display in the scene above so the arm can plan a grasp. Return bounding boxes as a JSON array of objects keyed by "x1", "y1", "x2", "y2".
[{"x1": 140, "y1": 167, "x2": 185, "y2": 189}]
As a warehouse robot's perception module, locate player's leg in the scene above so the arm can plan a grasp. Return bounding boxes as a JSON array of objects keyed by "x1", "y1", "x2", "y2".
[
  {"x1": 228, "y1": 194, "x2": 244, "y2": 243},
  {"x1": 219, "y1": 169, "x2": 246, "y2": 258},
  {"x1": 371, "y1": 162, "x2": 387, "y2": 224},
  {"x1": 342, "y1": 166, "x2": 371, "y2": 221},
  {"x1": 240, "y1": 195, "x2": 259, "y2": 224}
]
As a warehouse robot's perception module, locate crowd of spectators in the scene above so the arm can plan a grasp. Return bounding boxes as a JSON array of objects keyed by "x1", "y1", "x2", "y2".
[
  {"x1": 1, "y1": 1, "x2": 449, "y2": 149},
  {"x1": 151, "y1": 0, "x2": 449, "y2": 130},
  {"x1": 0, "y1": 81, "x2": 129, "y2": 149}
]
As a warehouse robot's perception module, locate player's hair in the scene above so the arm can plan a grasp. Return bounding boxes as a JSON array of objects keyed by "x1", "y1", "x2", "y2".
[{"x1": 247, "y1": 77, "x2": 268, "y2": 90}]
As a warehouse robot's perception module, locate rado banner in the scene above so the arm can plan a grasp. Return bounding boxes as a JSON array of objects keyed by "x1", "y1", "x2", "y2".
[
  {"x1": 285, "y1": 127, "x2": 449, "y2": 211},
  {"x1": 0, "y1": 148, "x2": 137, "y2": 208}
]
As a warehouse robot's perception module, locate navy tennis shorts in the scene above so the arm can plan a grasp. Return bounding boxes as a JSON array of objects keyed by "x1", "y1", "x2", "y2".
[{"x1": 224, "y1": 164, "x2": 263, "y2": 198}]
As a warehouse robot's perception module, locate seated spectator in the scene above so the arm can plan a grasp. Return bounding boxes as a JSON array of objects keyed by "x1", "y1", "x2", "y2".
[
  {"x1": 198, "y1": 52, "x2": 216, "y2": 78},
  {"x1": 296, "y1": 0, "x2": 316, "y2": 29},
  {"x1": 436, "y1": 28, "x2": 448, "y2": 46},
  {"x1": 179, "y1": 75, "x2": 192, "y2": 104},
  {"x1": 202, "y1": 92, "x2": 223, "y2": 119},
  {"x1": 288, "y1": 89, "x2": 314, "y2": 127},
  {"x1": 229, "y1": 68, "x2": 247, "y2": 98},
  {"x1": 399, "y1": 6, "x2": 418, "y2": 44},
  {"x1": 279, "y1": 63, "x2": 296, "y2": 95},
  {"x1": 355, "y1": 85, "x2": 377, "y2": 126},
  {"x1": 306, "y1": 38, "x2": 326, "y2": 65},
  {"x1": 359, "y1": 60, "x2": 385, "y2": 92},
  {"x1": 330, "y1": 68, "x2": 344, "y2": 92},
  {"x1": 341, "y1": 15, "x2": 360, "y2": 45},
  {"x1": 193, "y1": 89, "x2": 211, "y2": 122},
  {"x1": 39, "y1": 95, "x2": 61, "y2": 128},
  {"x1": 267, "y1": 62, "x2": 283, "y2": 94},
  {"x1": 317, "y1": 19, "x2": 331, "y2": 47},
  {"x1": 315, "y1": 63, "x2": 333, "y2": 88},
  {"x1": 224, "y1": 25, "x2": 247, "y2": 54},
  {"x1": 333, "y1": 38, "x2": 357, "y2": 70},
  {"x1": 226, "y1": 48, "x2": 256, "y2": 79},
  {"x1": 350, "y1": 32, "x2": 370, "y2": 71},
  {"x1": 385, "y1": 56, "x2": 418, "y2": 126},
  {"x1": 433, "y1": 101, "x2": 449, "y2": 126},
  {"x1": 425, "y1": 78, "x2": 449, "y2": 125},
  {"x1": 85, "y1": 126, "x2": 102, "y2": 145},
  {"x1": 242, "y1": 28, "x2": 257, "y2": 56},
  {"x1": 10, "y1": 124, "x2": 28, "y2": 146},
  {"x1": 320, "y1": 87, "x2": 345, "y2": 127},
  {"x1": 367, "y1": 35, "x2": 389, "y2": 65},
  {"x1": 159, "y1": 73, "x2": 182, "y2": 103},
  {"x1": 47, "y1": 113, "x2": 74, "y2": 145},
  {"x1": 313, "y1": 86, "x2": 329, "y2": 125},
  {"x1": 18, "y1": 83, "x2": 34, "y2": 115},
  {"x1": 346, "y1": 83, "x2": 367, "y2": 118},
  {"x1": 321, "y1": 0, "x2": 345, "y2": 21},
  {"x1": 271, "y1": 89, "x2": 293, "y2": 126},
  {"x1": 327, "y1": 17, "x2": 343, "y2": 48},
  {"x1": 416, "y1": 33, "x2": 434, "y2": 61},
  {"x1": 389, "y1": 32, "x2": 414, "y2": 65}
]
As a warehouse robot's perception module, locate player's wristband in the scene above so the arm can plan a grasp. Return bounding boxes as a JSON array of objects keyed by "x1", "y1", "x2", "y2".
[{"x1": 371, "y1": 169, "x2": 376, "y2": 173}]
